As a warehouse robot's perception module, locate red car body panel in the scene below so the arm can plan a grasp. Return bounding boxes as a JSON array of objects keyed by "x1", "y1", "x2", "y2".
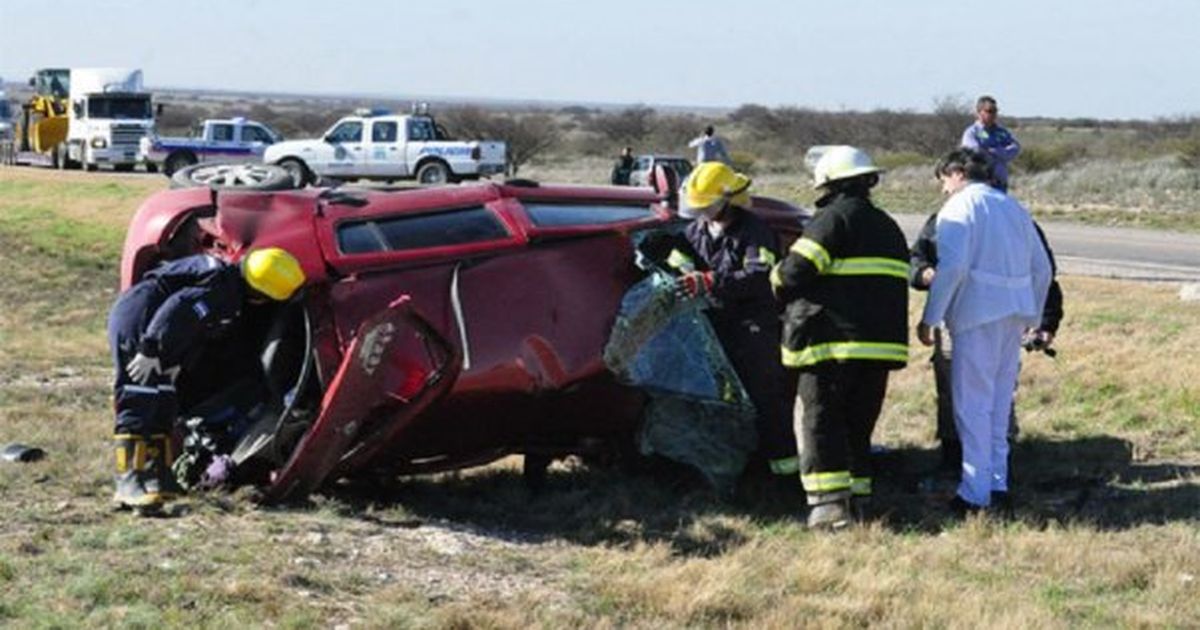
[{"x1": 120, "y1": 180, "x2": 808, "y2": 500}]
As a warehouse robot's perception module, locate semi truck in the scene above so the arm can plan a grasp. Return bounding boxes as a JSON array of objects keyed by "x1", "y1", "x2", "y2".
[{"x1": 14, "y1": 68, "x2": 158, "y2": 171}]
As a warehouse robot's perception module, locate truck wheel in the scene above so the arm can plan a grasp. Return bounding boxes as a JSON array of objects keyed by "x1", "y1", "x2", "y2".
[
  {"x1": 278, "y1": 159, "x2": 313, "y2": 188},
  {"x1": 164, "y1": 152, "x2": 197, "y2": 176},
  {"x1": 416, "y1": 160, "x2": 451, "y2": 185},
  {"x1": 170, "y1": 163, "x2": 297, "y2": 191}
]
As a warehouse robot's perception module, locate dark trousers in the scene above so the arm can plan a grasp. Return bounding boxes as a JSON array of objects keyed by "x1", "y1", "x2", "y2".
[
  {"x1": 795, "y1": 362, "x2": 889, "y2": 504},
  {"x1": 108, "y1": 285, "x2": 177, "y2": 436},
  {"x1": 713, "y1": 315, "x2": 796, "y2": 464}
]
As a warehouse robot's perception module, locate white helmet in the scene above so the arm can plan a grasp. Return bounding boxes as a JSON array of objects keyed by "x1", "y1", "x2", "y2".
[{"x1": 811, "y1": 145, "x2": 883, "y2": 190}]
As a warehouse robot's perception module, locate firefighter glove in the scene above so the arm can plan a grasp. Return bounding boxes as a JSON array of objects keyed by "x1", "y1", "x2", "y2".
[
  {"x1": 673, "y1": 271, "x2": 714, "y2": 299},
  {"x1": 127, "y1": 352, "x2": 162, "y2": 385}
]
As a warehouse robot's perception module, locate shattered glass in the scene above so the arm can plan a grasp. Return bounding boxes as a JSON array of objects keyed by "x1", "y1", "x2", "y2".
[{"x1": 604, "y1": 267, "x2": 757, "y2": 496}]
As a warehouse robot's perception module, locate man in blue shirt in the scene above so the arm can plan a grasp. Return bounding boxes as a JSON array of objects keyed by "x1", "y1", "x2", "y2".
[{"x1": 960, "y1": 96, "x2": 1021, "y2": 191}]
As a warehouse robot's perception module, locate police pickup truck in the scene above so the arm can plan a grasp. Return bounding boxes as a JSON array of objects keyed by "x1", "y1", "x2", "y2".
[
  {"x1": 262, "y1": 109, "x2": 508, "y2": 186},
  {"x1": 140, "y1": 117, "x2": 283, "y2": 175}
]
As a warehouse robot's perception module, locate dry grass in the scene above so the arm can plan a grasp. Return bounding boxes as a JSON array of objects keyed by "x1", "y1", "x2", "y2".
[{"x1": 0, "y1": 167, "x2": 1197, "y2": 628}]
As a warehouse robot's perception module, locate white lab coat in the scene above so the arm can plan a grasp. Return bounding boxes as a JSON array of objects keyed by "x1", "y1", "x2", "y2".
[
  {"x1": 921, "y1": 182, "x2": 1052, "y2": 506},
  {"x1": 921, "y1": 183, "x2": 1052, "y2": 334}
]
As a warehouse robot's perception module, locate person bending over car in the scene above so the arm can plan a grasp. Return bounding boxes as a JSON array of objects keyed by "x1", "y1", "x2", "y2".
[
  {"x1": 658, "y1": 162, "x2": 798, "y2": 482},
  {"x1": 107, "y1": 248, "x2": 305, "y2": 512}
]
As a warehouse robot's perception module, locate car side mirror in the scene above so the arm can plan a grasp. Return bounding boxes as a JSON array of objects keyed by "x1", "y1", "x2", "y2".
[
  {"x1": 72, "y1": 101, "x2": 83, "y2": 117},
  {"x1": 322, "y1": 135, "x2": 335, "y2": 144},
  {"x1": 156, "y1": 103, "x2": 164, "y2": 117}
]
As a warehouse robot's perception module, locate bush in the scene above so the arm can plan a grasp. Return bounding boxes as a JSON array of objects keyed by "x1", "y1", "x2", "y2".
[
  {"x1": 1170, "y1": 132, "x2": 1200, "y2": 169},
  {"x1": 874, "y1": 151, "x2": 930, "y2": 171},
  {"x1": 1016, "y1": 144, "x2": 1079, "y2": 174},
  {"x1": 729, "y1": 150, "x2": 756, "y2": 175}
]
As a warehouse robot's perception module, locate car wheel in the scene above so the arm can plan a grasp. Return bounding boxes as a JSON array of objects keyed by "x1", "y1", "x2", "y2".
[
  {"x1": 163, "y1": 152, "x2": 197, "y2": 176},
  {"x1": 170, "y1": 163, "x2": 298, "y2": 191},
  {"x1": 416, "y1": 160, "x2": 451, "y2": 185},
  {"x1": 278, "y1": 158, "x2": 313, "y2": 188}
]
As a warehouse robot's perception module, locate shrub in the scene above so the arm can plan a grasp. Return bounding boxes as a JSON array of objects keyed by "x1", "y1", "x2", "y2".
[
  {"x1": 1170, "y1": 132, "x2": 1200, "y2": 169},
  {"x1": 729, "y1": 150, "x2": 756, "y2": 175},
  {"x1": 1016, "y1": 144, "x2": 1079, "y2": 174},
  {"x1": 874, "y1": 151, "x2": 930, "y2": 171}
]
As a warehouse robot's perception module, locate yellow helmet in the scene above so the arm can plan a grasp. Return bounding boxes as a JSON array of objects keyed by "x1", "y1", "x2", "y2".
[
  {"x1": 811, "y1": 145, "x2": 883, "y2": 190},
  {"x1": 679, "y1": 162, "x2": 752, "y2": 219},
  {"x1": 242, "y1": 248, "x2": 305, "y2": 301}
]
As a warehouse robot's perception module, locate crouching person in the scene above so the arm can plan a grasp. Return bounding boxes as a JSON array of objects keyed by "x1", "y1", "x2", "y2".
[
  {"x1": 108, "y1": 248, "x2": 305, "y2": 512},
  {"x1": 771, "y1": 147, "x2": 909, "y2": 529},
  {"x1": 669, "y1": 162, "x2": 799, "y2": 482}
]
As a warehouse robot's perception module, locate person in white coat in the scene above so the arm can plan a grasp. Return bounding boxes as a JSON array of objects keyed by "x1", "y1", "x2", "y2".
[{"x1": 916, "y1": 148, "x2": 1052, "y2": 514}]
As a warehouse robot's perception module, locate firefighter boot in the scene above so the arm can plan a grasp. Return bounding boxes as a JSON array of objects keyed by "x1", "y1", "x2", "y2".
[
  {"x1": 806, "y1": 497, "x2": 852, "y2": 530},
  {"x1": 112, "y1": 434, "x2": 164, "y2": 511},
  {"x1": 143, "y1": 434, "x2": 184, "y2": 501}
]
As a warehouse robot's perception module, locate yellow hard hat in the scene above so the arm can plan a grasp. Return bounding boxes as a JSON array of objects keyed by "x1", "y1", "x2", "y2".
[
  {"x1": 811, "y1": 145, "x2": 883, "y2": 189},
  {"x1": 679, "y1": 162, "x2": 752, "y2": 218},
  {"x1": 242, "y1": 247, "x2": 305, "y2": 301}
]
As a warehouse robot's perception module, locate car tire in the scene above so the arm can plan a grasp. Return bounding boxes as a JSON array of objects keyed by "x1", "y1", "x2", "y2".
[
  {"x1": 278, "y1": 158, "x2": 313, "y2": 188},
  {"x1": 170, "y1": 163, "x2": 298, "y2": 191},
  {"x1": 163, "y1": 152, "x2": 197, "y2": 176},
  {"x1": 416, "y1": 160, "x2": 451, "y2": 185}
]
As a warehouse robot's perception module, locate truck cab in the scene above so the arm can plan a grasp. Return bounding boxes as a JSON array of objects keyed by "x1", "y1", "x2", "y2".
[
  {"x1": 263, "y1": 109, "x2": 507, "y2": 186},
  {"x1": 64, "y1": 67, "x2": 157, "y2": 172}
]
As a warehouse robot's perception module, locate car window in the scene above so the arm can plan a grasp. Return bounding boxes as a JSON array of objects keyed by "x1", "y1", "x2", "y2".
[
  {"x1": 211, "y1": 124, "x2": 234, "y2": 142},
  {"x1": 522, "y1": 203, "x2": 655, "y2": 228},
  {"x1": 241, "y1": 124, "x2": 275, "y2": 143},
  {"x1": 372, "y1": 121, "x2": 398, "y2": 143},
  {"x1": 327, "y1": 121, "x2": 363, "y2": 143},
  {"x1": 666, "y1": 159, "x2": 693, "y2": 179},
  {"x1": 407, "y1": 119, "x2": 436, "y2": 141},
  {"x1": 337, "y1": 206, "x2": 510, "y2": 254}
]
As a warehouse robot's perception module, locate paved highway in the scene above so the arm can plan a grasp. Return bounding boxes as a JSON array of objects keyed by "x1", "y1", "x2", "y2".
[{"x1": 892, "y1": 214, "x2": 1200, "y2": 282}]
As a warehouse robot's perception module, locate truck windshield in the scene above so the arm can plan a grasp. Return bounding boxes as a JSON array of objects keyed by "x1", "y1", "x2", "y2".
[{"x1": 86, "y1": 96, "x2": 152, "y2": 120}]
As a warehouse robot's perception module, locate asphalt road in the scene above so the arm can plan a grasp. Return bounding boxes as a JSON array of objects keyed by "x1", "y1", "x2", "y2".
[{"x1": 892, "y1": 214, "x2": 1200, "y2": 282}]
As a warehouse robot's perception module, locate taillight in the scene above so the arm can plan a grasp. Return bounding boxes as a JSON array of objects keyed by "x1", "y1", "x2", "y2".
[{"x1": 471, "y1": 146, "x2": 480, "y2": 160}]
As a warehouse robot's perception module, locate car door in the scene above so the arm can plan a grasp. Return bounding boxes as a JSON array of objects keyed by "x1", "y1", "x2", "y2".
[
  {"x1": 318, "y1": 120, "x2": 366, "y2": 177},
  {"x1": 261, "y1": 295, "x2": 460, "y2": 502},
  {"x1": 365, "y1": 119, "x2": 406, "y2": 178}
]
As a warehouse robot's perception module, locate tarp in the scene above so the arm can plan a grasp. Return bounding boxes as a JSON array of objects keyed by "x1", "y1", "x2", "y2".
[{"x1": 604, "y1": 269, "x2": 757, "y2": 495}]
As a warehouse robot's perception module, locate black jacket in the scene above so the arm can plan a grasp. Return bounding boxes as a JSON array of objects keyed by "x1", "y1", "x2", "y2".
[
  {"x1": 909, "y1": 212, "x2": 1064, "y2": 334},
  {"x1": 772, "y1": 192, "x2": 909, "y2": 369},
  {"x1": 118, "y1": 255, "x2": 246, "y2": 363},
  {"x1": 668, "y1": 206, "x2": 780, "y2": 328}
]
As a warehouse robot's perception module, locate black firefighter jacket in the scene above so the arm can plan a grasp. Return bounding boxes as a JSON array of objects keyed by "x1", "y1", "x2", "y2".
[{"x1": 771, "y1": 192, "x2": 909, "y2": 370}]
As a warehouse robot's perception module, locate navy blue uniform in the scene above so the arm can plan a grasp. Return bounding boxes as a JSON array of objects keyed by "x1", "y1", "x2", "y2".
[
  {"x1": 108, "y1": 255, "x2": 246, "y2": 435},
  {"x1": 677, "y1": 207, "x2": 798, "y2": 472}
]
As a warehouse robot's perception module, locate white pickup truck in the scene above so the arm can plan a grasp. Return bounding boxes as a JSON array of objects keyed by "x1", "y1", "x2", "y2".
[
  {"x1": 263, "y1": 110, "x2": 507, "y2": 185},
  {"x1": 140, "y1": 117, "x2": 283, "y2": 175}
]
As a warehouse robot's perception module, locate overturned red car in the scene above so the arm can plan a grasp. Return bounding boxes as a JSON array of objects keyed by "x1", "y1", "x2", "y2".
[{"x1": 120, "y1": 163, "x2": 807, "y2": 502}]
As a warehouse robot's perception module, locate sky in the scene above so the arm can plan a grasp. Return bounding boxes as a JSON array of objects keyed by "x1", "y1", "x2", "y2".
[{"x1": 2, "y1": 0, "x2": 1198, "y2": 121}]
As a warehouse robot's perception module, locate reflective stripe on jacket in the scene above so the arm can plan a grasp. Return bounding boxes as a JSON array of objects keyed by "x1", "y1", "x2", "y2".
[{"x1": 771, "y1": 192, "x2": 909, "y2": 369}]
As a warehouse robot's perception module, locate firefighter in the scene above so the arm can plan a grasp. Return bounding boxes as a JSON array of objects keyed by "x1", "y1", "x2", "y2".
[
  {"x1": 107, "y1": 247, "x2": 305, "y2": 511},
  {"x1": 771, "y1": 146, "x2": 909, "y2": 529},
  {"x1": 665, "y1": 162, "x2": 798, "y2": 482}
]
